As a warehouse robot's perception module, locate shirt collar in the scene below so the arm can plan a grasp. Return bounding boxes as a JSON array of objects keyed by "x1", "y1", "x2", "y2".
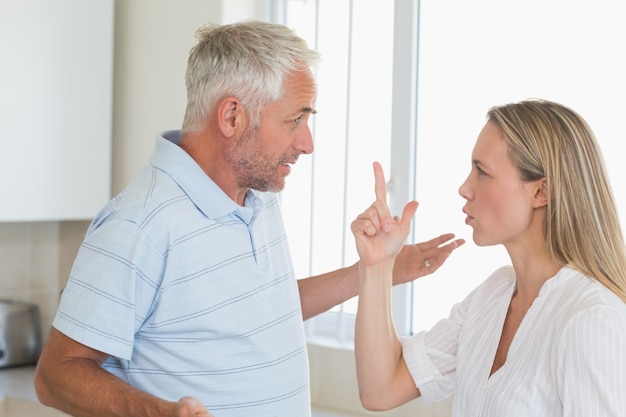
[{"x1": 150, "y1": 130, "x2": 264, "y2": 222}]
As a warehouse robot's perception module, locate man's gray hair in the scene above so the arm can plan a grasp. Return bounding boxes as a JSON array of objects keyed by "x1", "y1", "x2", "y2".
[{"x1": 182, "y1": 20, "x2": 320, "y2": 133}]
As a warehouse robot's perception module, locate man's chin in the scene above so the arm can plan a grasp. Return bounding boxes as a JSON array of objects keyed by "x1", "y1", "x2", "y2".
[
  {"x1": 268, "y1": 182, "x2": 286, "y2": 193},
  {"x1": 256, "y1": 179, "x2": 285, "y2": 193}
]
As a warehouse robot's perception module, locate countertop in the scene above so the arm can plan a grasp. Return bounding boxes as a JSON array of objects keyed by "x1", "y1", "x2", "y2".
[
  {"x1": 0, "y1": 365, "x2": 37, "y2": 402},
  {"x1": 0, "y1": 365, "x2": 357, "y2": 416}
]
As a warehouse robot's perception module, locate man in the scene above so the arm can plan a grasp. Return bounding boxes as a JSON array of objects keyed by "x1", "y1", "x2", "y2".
[{"x1": 34, "y1": 21, "x2": 463, "y2": 417}]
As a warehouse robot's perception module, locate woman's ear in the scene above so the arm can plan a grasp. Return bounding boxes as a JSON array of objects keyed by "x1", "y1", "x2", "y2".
[
  {"x1": 216, "y1": 97, "x2": 247, "y2": 138},
  {"x1": 532, "y1": 178, "x2": 548, "y2": 208}
]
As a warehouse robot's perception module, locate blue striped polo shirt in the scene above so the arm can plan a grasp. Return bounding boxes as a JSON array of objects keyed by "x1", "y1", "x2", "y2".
[{"x1": 53, "y1": 130, "x2": 310, "y2": 416}]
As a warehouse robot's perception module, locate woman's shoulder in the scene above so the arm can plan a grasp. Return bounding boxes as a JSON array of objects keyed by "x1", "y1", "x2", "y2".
[
  {"x1": 550, "y1": 267, "x2": 626, "y2": 329},
  {"x1": 478, "y1": 265, "x2": 516, "y2": 293},
  {"x1": 554, "y1": 268, "x2": 624, "y2": 308}
]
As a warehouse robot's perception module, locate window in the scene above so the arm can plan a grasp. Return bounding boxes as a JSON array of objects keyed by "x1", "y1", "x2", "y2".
[
  {"x1": 275, "y1": 0, "x2": 397, "y2": 344},
  {"x1": 277, "y1": 0, "x2": 626, "y2": 342},
  {"x1": 410, "y1": 0, "x2": 626, "y2": 333}
]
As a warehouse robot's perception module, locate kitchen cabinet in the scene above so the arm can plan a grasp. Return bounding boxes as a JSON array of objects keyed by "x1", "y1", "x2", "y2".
[{"x1": 0, "y1": 0, "x2": 113, "y2": 221}]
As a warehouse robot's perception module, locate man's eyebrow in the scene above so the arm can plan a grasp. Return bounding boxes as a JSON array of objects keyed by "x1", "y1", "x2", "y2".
[{"x1": 302, "y1": 106, "x2": 317, "y2": 114}]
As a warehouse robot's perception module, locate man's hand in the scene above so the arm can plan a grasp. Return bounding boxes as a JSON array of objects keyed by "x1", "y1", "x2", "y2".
[
  {"x1": 174, "y1": 397, "x2": 214, "y2": 417},
  {"x1": 393, "y1": 233, "x2": 464, "y2": 285}
]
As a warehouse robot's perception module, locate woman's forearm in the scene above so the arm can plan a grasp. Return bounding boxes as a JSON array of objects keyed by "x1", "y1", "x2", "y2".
[{"x1": 354, "y1": 261, "x2": 405, "y2": 410}]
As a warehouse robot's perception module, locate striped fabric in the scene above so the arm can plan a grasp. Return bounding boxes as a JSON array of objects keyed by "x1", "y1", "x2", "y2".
[
  {"x1": 402, "y1": 266, "x2": 626, "y2": 417},
  {"x1": 54, "y1": 131, "x2": 310, "y2": 416}
]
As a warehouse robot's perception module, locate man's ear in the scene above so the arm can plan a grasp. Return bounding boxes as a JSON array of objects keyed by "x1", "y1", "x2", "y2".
[
  {"x1": 532, "y1": 178, "x2": 548, "y2": 208},
  {"x1": 217, "y1": 96, "x2": 247, "y2": 138}
]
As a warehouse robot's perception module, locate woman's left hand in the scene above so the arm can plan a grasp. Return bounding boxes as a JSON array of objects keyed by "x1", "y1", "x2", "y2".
[{"x1": 392, "y1": 233, "x2": 465, "y2": 285}]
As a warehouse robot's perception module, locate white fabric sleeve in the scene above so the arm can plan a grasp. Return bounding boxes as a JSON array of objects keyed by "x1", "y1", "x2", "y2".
[{"x1": 401, "y1": 302, "x2": 465, "y2": 404}]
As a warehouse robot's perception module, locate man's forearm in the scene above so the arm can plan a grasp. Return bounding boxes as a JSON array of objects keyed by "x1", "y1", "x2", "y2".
[
  {"x1": 298, "y1": 263, "x2": 359, "y2": 320},
  {"x1": 36, "y1": 357, "x2": 176, "y2": 417}
]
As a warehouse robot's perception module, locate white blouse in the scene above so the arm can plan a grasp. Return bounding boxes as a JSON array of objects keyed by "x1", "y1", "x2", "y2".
[{"x1": 401, "y1": 266, "x2": 626, "y2": 417}]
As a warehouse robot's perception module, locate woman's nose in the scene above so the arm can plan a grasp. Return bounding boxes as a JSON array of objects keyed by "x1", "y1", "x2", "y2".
[{"x1": 458, "y1": 175, "x2": 472, "y2": 200}]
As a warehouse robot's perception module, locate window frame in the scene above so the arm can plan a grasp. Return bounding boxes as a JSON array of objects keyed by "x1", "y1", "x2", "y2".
[{"x1": 272, "y1": 0, "x2": 421, "y2": 344}]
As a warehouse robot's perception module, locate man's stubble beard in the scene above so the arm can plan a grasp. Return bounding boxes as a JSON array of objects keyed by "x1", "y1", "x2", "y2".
[{"x1": 229, "y1": 125, "x2": 290, "y2": 193}]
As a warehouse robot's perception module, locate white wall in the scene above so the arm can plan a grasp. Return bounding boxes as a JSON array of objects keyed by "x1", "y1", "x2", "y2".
[
  {"x1": 112, "y1": 0, "x2": 223, "y2": 193},
  {"x1": 111, "y1": 0, "x2": 273, "y2": 193}
]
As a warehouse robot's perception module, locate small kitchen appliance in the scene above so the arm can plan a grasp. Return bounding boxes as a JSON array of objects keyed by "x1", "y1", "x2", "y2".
[{"x1": 0, "y1": 299, "x2": 42, "y2": 368}]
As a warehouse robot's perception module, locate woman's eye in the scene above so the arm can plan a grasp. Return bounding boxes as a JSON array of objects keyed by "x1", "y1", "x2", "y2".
[{"x1": 476, "y1": 166, "x2": 487, "y2": 176}]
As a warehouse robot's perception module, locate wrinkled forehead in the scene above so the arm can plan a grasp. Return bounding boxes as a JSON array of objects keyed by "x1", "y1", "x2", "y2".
[{"x1": 280, "y1": 68, "x2": 318, "y2": 107}]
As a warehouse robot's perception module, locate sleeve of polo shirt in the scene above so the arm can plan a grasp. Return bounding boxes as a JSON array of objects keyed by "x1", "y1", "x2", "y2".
[
  {"x1": 53, "y1": 218, "x2": 164, "y2": 360},
  {"x1": 557, "y1": 304, "x2": 626, "y2": 417},
  {"x1": 401, "y1": 299, "x2": 465, "y2": 403}
]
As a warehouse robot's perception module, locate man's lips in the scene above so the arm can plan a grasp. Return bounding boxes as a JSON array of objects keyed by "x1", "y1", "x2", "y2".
[
  {"x1": 279, "y1": 157, "x2": 298, "y2": 173},
  {"x1": 279, "y1": 161, "x2": 294, "y2": 175}
]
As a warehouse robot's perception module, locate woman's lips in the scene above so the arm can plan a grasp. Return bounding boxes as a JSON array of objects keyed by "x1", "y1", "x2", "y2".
[{"x1": 463, "y1": 209, "x2": 474, "y2": 225}]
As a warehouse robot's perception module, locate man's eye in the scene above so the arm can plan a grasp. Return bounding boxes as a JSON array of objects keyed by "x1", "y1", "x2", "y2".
[{"x1": 294, "y1": 115, "x2": 303, "y2": 124}]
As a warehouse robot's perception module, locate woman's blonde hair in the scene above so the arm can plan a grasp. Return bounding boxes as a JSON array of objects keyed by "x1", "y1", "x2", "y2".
[{"x1": 488, "y1": 99, "x2": 626, "y2": 302}]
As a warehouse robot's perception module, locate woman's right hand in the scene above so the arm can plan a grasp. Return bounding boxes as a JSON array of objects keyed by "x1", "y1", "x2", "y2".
[{"x1": 351, "y1": 161, "x2": 418, "y2": 267}]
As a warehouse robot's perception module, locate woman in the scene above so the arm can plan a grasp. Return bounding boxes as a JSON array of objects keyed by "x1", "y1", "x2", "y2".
[{"x1": 352, "y1": 99, "x2": 626, "y2": 416}]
